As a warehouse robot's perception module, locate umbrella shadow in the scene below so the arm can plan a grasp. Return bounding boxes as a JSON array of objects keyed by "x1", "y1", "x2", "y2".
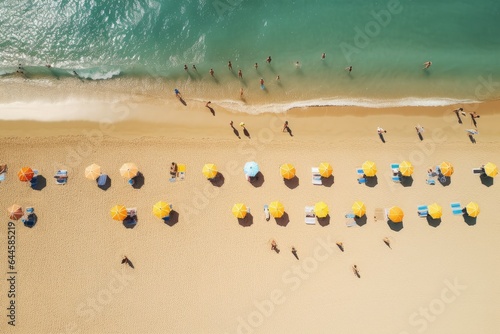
[
  {"x1": 132, "y1": 172, "x2": 144, "y2": 189},
  {"x1": 24, "y1": 213, "x2": 38, "y2": 228},
  {"x1": 387, "y1": 220, "x2": 403, "y2": 231},
  {"x1": 163, "y1": 210, "x2": 179, "y2": 227},
  {"x1": 365, "y1": 176, "x2": 378, "y2": 187},
  {"x1": 401, "y1": 176, "x2": 413, "y2": 187},
  {"x1": 123, "y1": 216, "x2": 138, "y2": 229},
  {"x1": 275, "y1": 212, "x2": 290, "y2": 227},
  {"x1": 250, "y1": 172, "x2": 264, "y2": 187},
  {"x1": 32, "y1": 175, "x2": 47, "y2": 191},
  {"x1": 238, "y1": 213, "x2": 253, "y2": 227},
  {"x1": 209, "y1": 173, "x2": 225, "y2": 187},
  {"x1": 355, "y1": 215, "x2": 367, "y2": 226},
  {"x1": 322, "y1": 175, "x2": 334, "y2": 187},
  {"x1": 463, "y1": 213, "x2": 477, "y2": 226},
  {"x1": 426, "y1": 216, "x2": 441, "y2": 227},
  {"x1": 438, "y1": 176, "x2": 451, "y2": 187},
  {"x1": 284, "y1": 176, "x2": 299, "y2": 189},
  {"x1": 480, "y1": 174, "x2": 494, "y2": 187},
  {"x1": 98, "y1": 175, "x2": 112, "y2": 191},
  {"x1": 318, "y1": 215, "x2": 330, "y2": 227}
]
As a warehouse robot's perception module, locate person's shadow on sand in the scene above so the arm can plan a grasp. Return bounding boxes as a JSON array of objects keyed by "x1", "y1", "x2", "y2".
[
  {"x1": 178, "y1": 97, "x2": 187, "y2": 106},
  {"x1": 243, "y1": 128, "x2": 251, "y2": 139},
  {"x1": 207, "y1": 106, "x2": 215, "y2": 116},
  {"x1": 286, "y1": 127, "x2": 293, "y2": 137},
  {"x1": 379, "y1": 133, "x2": 386, "y2": 143},
  {"x1": 230, "y1": 124, "x2": 240, "y2": 139},
  {"x1": 468, "y1": 135, "x2": 476, "y2": 144}
]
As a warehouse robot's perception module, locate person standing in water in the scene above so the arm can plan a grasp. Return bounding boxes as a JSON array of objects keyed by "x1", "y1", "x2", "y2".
[
  {"x1": 228, "y1": 61, "x2": 232, "y2": 70},
  {"x1": 321, "y1": 53, "x2": 326, "y2": 60},
  {"x1": 209, "y1": 68, "x2": 214, "y2": 76},
  {"x1": 238, "y1": 69, "x2": 243, "y2": 78},
  {"x1": 345, "y1": 65, "x2": 352, "y2": 73},
  {"x1": 260, "y1": 78, "x2": 265, "y2": 90},
  {"x1": 423, "y1": 61, "x2": 432, "y2": 69},
  {"x1": 266, "y1": 56, "x2": 272, "y2": 63}
]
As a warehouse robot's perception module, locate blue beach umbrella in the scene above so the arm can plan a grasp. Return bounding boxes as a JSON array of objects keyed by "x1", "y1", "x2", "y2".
[{"x1": 244, "y1": 161, "x2": 260, "y2": 177}]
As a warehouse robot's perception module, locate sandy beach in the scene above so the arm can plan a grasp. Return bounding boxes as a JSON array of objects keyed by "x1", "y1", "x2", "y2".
[{"x1": 1, "y1": 95, "x2": 500, "y2": 334}]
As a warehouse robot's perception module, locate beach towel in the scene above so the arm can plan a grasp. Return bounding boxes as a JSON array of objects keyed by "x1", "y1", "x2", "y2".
[{"x1": 0, "y1": 174, "x2": 5, "y2": 182}]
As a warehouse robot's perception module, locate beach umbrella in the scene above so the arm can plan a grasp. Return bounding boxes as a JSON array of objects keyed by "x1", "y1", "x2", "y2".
[
  {"x1": 399, "y1": 161, "x2": 414, "y2": 177},
  {"x1": 314, "y1": 202, "x2": 329, "y2": 218},
  {"x1": 110, "y1": 205, "x2": 127, "y2": 221},
  {"x1": 269, "y1": 201, "x2": 285, "y2": 218},
  {"x1": 243, "y1": 161, "x2": 259, "y2": 177},
  {"x1": 484, "y1": 162, "x2": 498, "y2": 177},
  {"x1": 352, "y1": 201, "x2": 366, "y2": 217},
  {"x1": 232, "y1": 203, "x2": 248, "y2": 219},
  {"x1": 318, "y1": 162, "x2": 333, "y2": 178},
  {"x1": 427, "y1": 203, "x2": 442, "y2": 219},
  {"x1": 439, "y1": 162, "x2": 454, "y2": 177},
  {"x1": 465, "y1": 202, "x2": 480, "y2": 217},
  {"x1": 7, "y1": 205, "x2": 23, "y2": 220},
  {"x1": 388, "y1": 206, "x2": 404, "y2": 223},
  {"x1": 18, "y1": 167, "x2": 34, "y2": 182},
  {"x1": 202, "y1": 163, "x2": 218, "y2": 179},
  {"x1": 280, "y1": 163, "x2": 296, "y2": 179},
  {"x1": 85, "y1": 163, "x2": 101, "y2": 180},
  {"x1": 153, "y1": 201, "x2": 171, "y2": 219},
  {"x1": 362, "y1": 161, "x2": 377, "y2": 177},
  {"x1": 120, "y1": 163, "x2": 138, "y2": 179}
]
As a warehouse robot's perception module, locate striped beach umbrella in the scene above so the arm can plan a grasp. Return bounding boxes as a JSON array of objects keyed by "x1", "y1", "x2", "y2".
[
  {"x1": 202, "y1": 163, "x2": 218, "y2": 179},
  {"x1": 243, "y1": 161, "x2": 259, "y2": 177},
  {"x1": 18, "y1": 167, "x2": 34, "y2": 182},
  {"x1": 427, "y1": 203, "x2": 442, "y2": 219},
  {"x1": 232, "y1": 203, "x2": 248, "y2": 219},
  {"x1": 120, "y1": 163, "x2": 138, "y2": 179},
  {"x1": 280, "y1": 164, "x2": 296, "y2": 179},
  {"x1": 388, "y1": 206, "x2": 404, "y2": 223},
  {"x1": 269, "y1": 201, "x2": 285, "y2": 218},
  {"x1": 400, "y1": 161, "x2": 414, "y2": 177},
  {"x1": 484, "y1": 162, "x2": 498, "y2": 177},
  {"x1": 318, "y1": 162, "x2": 333, "y2": 178},
  {"x1": 439, "y1": 162, "x2": 454, "y2": 177},
  {"x1": 362, "y1": 161, "x2": 377, "y2": 177},
  {"x1": 314, "y1": 202, "x2": 329, "y2": 218},
  {"x1": 85, "y1": 163, "x2": 101, "y2": 180},
  {"x1": 352, "y1": 201, "x2": 366, "y2": 217},
  {"x1": 153, "y1": 201, "x2": 171, "y2": 219},
  {"x1": 110, "y1": 205, "x2": 127, "y2": 221},
  {"x1": 7, "y1": 205, "x2": 23, "y2": 220},
  {"x1": 465, "y1": 202, "x2": 480, "y2": 217}
]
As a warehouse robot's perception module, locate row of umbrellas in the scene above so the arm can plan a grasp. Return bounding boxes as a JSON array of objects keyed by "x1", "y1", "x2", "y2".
[{"x1": 110, "y1": 201, "x2": 172, "y2": 221}]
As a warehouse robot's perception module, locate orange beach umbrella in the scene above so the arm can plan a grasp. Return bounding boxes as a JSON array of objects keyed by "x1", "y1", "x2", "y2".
[
  {"x1": 362, "y1": 161, "x2": 377, "y2": 177},
  {"x1": 85, "y1": 163, "x2": 101, "y2": 180},
  {"x1": 280, "y1": 164, "x2": 296, "y2": 179},
  {"x1": 202, "y1": 164, "x2": 218, "y2": 179},
  {"x1": 400, "y1": 161, "x2": 414, "y2": 177},
  {"x1": 18, "y1": 167, "x2": 34, "y2": 182},
  {"x1": 427, "y1": 203, "x2": 442, "y2": 219},
  {"x1": 439, "y1": 162, "x2": 454, "y2": 177},
  {"x1": 232, "y1": 203, "x2": 248, "y2": 219},
  {"x1": 388, "y1": 206, "x2": 404, "y2": 223},
  {"x1": 7, "y1": 205, "x2": 23, "y2": 220},
  {"x1": 110, "y1": 205, "x2": 127, "y2": 221},
  {"x1": 318, "y1": 163, "x2": 333, "y2": 178},
  {"x1": 269, "y1": 201, "x2": 285, "y2": 218},
  {"x1": 465, "y1": 202, "x2": 480, "y2": 217},
  {"x1": 120, "y1": 163, "x2": 138, "y2": 179},
  {"x1": 484, "y1": 162, "x2": 498, "y2": 177},
  {"x1": 352, "y1": 201, "x2": 366, "y2": 217}
]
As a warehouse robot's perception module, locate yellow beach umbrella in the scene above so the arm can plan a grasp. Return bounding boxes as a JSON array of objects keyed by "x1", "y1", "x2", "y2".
[
  {"x1": 388, "y1": 206, "x2": 404, "y2": 223},
  {"x1": 110, "y1": 205, "x2": 127, "y2": 221},
  {"x1": 153, "y1": 201, "x2": 171, "y2": 219},
  {"x1": 318, "y1": 162, "x2": 333, "y2": 178},
  {"x1": 7, "y1": 204, "x2": 23, "y2": 220},
  {"x1": 427, "y1": 203, "x2": 442, "y2": 219},
  {"x1": 400, "y1": 161, "x2": 414, "y2": 177},
  {"x1": 362, "y1": 161, "x2": 377, "y2": 177},
  {"x1": 269, "y1": 201, "x2": 285, "y2": 218},
  {"x1": 439, "y1": 162, "x2": 454, "y2": 177},
  {"x1": 484, "y1": 162, "x2": 498, "y2": 177},
  {"x1": 120, "y1": 163, "x2": 138, "y2": 179},
  {"x1": 352, "y1": 201, "x2": 366, "y2": 217},
  {"x1": 85, "y1": 163, "x2": 101, "y2": 180},
  {"x1": 232, "y1": 203, "x2": 248, "y2": 219},
  {"x1": 466, "y1": 202, "x2": 480, "y2": 217},
  {"x1": 280, "y1": 163, "x2": 296, "y2": 179},
  {"x1": 314, "y1": 201, "x2": 329, "y2": 218},
  {"x1": 202, "y1": 163, "x2": 218, "y2": 179}
]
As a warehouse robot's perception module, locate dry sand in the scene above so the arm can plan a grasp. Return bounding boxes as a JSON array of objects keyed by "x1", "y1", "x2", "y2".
[{"x1": 1, "y1": 98, "x2": 500, "y2": 334}]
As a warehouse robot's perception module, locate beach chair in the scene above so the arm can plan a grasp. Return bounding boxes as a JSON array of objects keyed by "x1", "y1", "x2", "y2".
[
  {"x1": 374, "y1": 208, "x2": 385, "y2": 222},
  {"x1": 426, "y1": 178, "x2": 435, "y2": 185},
  {"x1": 264, "y1": 205, "x2": 270, "y2": 221},
  {"x1": 472, "y1": 168, "x2": 484, "y2": 175},
  {"x1": 356, "y1": 168, "x2": 364, "y2": 175},
  {"x1": 390, "y1": 163, "x2": 400, "y2": 174},
  {"x1": 384, "y1": 208, "x2": 389, "y2": 221},
  {"x1": 178, "y1": 164, "x2": 186, "y2": 180},
  {"x1": 392, "y1": 175, "x2": 401, "y2": 182},
  {"x1": 54, "y1": 170, "x2": 68, "y2": 185},
  {"x1": 311, "y1": 167, "x2": 322, "y2": 185},
  {"x1": 127, "y1": 207, "x2": 137, "y2": 217},
  {"x1": 450, "y1": 202, "x2": 463, "y2": 215},
  {"x1": 305, "y1": 206, "x2": 316, "y2": 225},
  {"x1": 21, "y1": 207, "x2": 36, "y2": 227},
  {"x1": 30, "y1": 169, "x2": 39, "y2": 188},
  {"x1": 345, "y1": 212, "x2": 357, "y2": 227},
  {"x1": 358, "y1": 177, "x2": 366, "y2": 184},
  {"x1": 128, "y1": 178, "x2": 135, "y2": 186},
  {"x1": 97, "y1": 174, "x2": 108, "y2": 186},
  {"x1": 163, "y1": 204, "x2": 174, "y2": 222},
  {"x1": 417, "y1": 205, "x2": 428, "y2": 218}
]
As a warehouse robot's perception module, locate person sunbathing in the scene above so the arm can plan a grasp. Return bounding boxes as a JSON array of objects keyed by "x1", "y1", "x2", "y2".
[
  {"x1": 352, "y1": 265, "x2": 360, "y2": 278},
  {"x1": 170, "y1": 162, "x2": 178, "y2": 177}
]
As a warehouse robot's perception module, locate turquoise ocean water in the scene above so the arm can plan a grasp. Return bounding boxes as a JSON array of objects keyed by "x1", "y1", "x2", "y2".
[{"x1": 1, "y1": 0, "x2": 500, "y2": 110}]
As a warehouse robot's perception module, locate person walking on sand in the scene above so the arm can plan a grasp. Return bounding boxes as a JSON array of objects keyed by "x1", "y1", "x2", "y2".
[
  {"x1": 228, "y1": 60, "x2": 232, "y2": 70},
  {"x1": 423, "y1": 61, "x2": 432, "y2": 69},
  {"x1": 352, "y1": 265, "x2": 360, "y2": 278},
  {"x1": 282, "y1": 121, "x2": 289, "y2": 132},
  {"x1": 174, "y1": 88, "x2": 181, "y2": 99},
  {"x1": 170, "y1": 162, "x2": 178, "y2": 178},
  {"x1": 377, "y1": 127, "x2": 386, "y2": 134},
  {"x1": 238, "y1": 69, "x2": 243, "y2": 78},
  {"x1": 240, "y1": 88, "x2": 244, "y2": 98},
  {"x1": 470, "y1": 112, "x2": 480, "y2": 127},
  {"x1": 239, "y1": 122, "x2": 245, "y2": 129},
  {"x1": 271, "y1": 239, "x2": 279, "y2": 252},
  {"x1": 291, "y1": 247, "x2": 299, "y2": 260},
  {"x1": 345, "y1": 65, "x2": 352, "y2": 73}
]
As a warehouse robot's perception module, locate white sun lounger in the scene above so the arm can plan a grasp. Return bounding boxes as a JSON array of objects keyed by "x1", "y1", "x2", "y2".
[
  {"x1": 305, "y1": 206, "x2": 316, "y2": 225},
  {"x1": 311, "y1": 167, "x2": 322, "y2": 185}
]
